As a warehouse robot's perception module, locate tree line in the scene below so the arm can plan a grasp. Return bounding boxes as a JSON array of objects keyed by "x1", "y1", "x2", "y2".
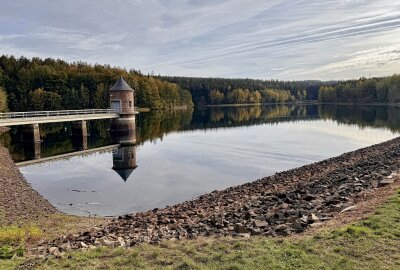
[
  {"x1": 0, "y1": 55, "x2": 193, "y2": 112},
  {"x1": 318, "y1": 75, "x2": 400, "y2": 103},
  {"x1": 208, "y1": 88, "x2": 307, "y2": 104},
  {"x1": 160, "y1": 76, "x2": 320, "y2": 105},
  {"x1": 160, "y1": 75, "x2": 400, "y2": 106}
]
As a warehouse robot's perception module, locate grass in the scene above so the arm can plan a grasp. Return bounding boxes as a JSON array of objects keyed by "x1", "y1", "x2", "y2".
[
  {"x1": 0, "y1": 225, "x2": 43, "y2": 246},
  {"x1": 1, "y1": 190, "x2": 399, "y2": 269},
  {"x1": 0, "y1": 225, "x2": 42, "y2": 260}
]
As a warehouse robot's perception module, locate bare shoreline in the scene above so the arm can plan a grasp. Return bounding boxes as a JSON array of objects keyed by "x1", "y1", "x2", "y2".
[{"x1": 0, "y1": 127, "x2": 58, "y2": 225}]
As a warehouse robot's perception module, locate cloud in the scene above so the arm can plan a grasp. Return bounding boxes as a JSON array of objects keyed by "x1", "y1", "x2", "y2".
[{"x1": 0, "y1": 0, "x2": 399, "y2": 80}]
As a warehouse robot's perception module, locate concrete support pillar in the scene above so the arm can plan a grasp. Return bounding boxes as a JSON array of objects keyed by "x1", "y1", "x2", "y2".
[
  {"x1": 22, "y1": 124, "x2": 41, "y2": 160},
  {"x1": 23, "y1": 123, "x2": 41, "y2": 143},
  {"x1": 32, "y1": 124, "x2": 40, "y2": 143},
  {"x1": 34, "y1": 141, "x2": 41, "y2": 159},
  {"x1": 82, "y1": 135, "x2": 88, "y2": 150},
  {"x1": 72, "y1": 120, "x2": 88, "y2": 150},
  {"x1": 72, "y1": 120, "x2": 88, "y2": 137}
]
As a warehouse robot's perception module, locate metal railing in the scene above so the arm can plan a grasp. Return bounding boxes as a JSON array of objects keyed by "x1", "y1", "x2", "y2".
[{"x1": 0, "y1": 109, "x2": 118, "y2": 120}]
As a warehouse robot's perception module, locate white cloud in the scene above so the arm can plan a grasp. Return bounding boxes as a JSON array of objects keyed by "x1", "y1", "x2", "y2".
[{"x1": 0, "y1": 0, "x2": 399, "y2": 79}]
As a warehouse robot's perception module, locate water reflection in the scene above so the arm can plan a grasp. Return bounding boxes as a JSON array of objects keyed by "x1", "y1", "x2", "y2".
[
  {"x1": 1, "y1": 104, "x2": 400, "y2": 216},
  {"x1": 112, "y1": 146, "x2": 137, "y2": 182},
  {"x1": 111, "y1": 126, "x2": 137, "y2": 182},
  {"x1": 3, "y1": 104, "x2": 400, "y2": 163}
]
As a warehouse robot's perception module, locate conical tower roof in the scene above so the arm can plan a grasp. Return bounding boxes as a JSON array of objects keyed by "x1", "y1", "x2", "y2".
[
  {"x1": 112, "y1": 168, "x2": 136, "y2": 182},
  {"x1": 110, "y1": 76, "x2": 134, "y2": 91}
]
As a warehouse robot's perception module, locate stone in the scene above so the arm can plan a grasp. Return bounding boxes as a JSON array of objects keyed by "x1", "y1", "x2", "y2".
[
  {"x1": 237, "y1": 233, "x2": 251, "y2": 238},
  {"x1": 100, "y1": 239, "x2": 115, "y2": 248},
  {"x1": 379, "y1": 179, "x2": 394, "y2": 186},
  {"x1": 253, "y1": 220, "x2": 269, "y2": 228},
  {"x1": 339, "y1": 205, "x2": 357, "y2": 214},
  {"x1": 299, "y1": 215, "x2": 308, "y2": 223},
  {"x1": 234, "y1": 223, "x2": 248, "y2": 233},
  {"x1": 275, "y1": 224, "x2": 287, "y2": 231},
  {"x1": 79, "y1": 242, "x2": 88, "y2": 249},
  {"x1": 307, "y1": 213, "x2": 319, "y2": 223},
  {"x1": 60, "y1": 242, "x2": 71, "y2": 251},
  {"x1": 49, "y1": 247, "x2": 61, "y2": 257}
]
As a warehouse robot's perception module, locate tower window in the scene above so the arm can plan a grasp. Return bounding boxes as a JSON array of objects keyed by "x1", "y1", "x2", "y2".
[{"x1": 129, "y1": 101, "x2": 132, "y2": 108}]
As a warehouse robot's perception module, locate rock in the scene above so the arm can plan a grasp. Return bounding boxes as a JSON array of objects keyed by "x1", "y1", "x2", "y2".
[
  {"x1": 253, "y1": 220, "x2": 269, "y2": 228},
  {"x1": 275, "y1": 224, "x2": 287, "y2": 231},
  {"x1": 234, "y1": 223, "x2": 248, "y2": 233},
  {"x1": 100, "y1": 239, "x2": 115, "y2": 248},
  {"x1": 339, "y1": 205, "x2": 357, "y2": 214},
  {"x1": 307, "y1": 213, "x2": 319, "y2": 223},
  {"x1": 49, "y1": 247, "x2": 61, "y2": 257},
  {"x1": 291, "y1": 222, "x2": 304, "y2": 232},
  {"x1": 371, "y1": 180, "x2": 379, "y2": 188},
  {"x1": 299, "y1": 215, "x2": 308, "y2": 223},
  {"x1": 379, "y1": 179, "x2": 394, "y2": 186},
  {"x1": 60, "y1": 242, "x2": 71, "y2": 251},
  {"x1": 79, "y1": 242, "x2": 88, "y2": 249},
  {"x1": 309, "y1": 222, "x2": 323, "y2": 228},
  {"x1": 237, "y1": 233, "x2": 251, "y2": 238}
]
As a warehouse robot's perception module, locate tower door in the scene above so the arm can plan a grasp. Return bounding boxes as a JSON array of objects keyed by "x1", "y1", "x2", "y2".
[{"x1": 111, "y1": 100, "x2": 121, "y2": 113}]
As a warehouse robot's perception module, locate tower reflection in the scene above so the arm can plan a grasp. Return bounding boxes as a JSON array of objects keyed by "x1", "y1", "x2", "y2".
[{"x1": 111, "y1": 118, "x2": 137, "y2": 182}]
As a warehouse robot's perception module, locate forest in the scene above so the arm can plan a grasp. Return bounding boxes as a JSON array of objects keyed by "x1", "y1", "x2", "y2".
[
  {"x1": 161, "y1": 74, "x2": 400, "y2": 106},
  {"x1": 318, "y1": 74, "x2": 400, "y2": 103},
  {"x1": 160, "y1": 76, "x2": 318, "y2": 105},
  {"x1": 0, "y1": 55, "x2": 193, "y2": 112}
]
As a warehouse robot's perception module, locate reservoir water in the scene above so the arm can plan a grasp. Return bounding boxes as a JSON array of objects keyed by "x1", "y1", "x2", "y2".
[{"x1": 1, "y1": 104, "x2": 399, "y2": 216}]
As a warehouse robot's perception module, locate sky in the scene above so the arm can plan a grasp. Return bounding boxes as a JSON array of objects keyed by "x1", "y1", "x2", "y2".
[{"x1": 0, "y1": 0, "x2": 399, "y2": 80}]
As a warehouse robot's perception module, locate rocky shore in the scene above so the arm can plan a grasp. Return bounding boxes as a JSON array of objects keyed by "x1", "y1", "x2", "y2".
[
  {"x1": 41, "y1": 136, "x2": 400, "y2": 255},
  {"x1": 0, "y1": 127, "x2": 57, "y2": 225}
]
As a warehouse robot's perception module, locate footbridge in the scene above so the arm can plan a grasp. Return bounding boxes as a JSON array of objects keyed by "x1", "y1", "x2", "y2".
[
  {"x1": 0, "y1": 109, "x2": 122, "y2": 142},
  {"x1": 0, "y1": 109, "x2": 119, "y2": 127}
]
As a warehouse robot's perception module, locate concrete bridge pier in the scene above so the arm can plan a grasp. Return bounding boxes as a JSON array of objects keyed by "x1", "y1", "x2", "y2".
[
  {"x1": 72, "y1": 120, "x2": 88, "y2": 150},
  {"x1": 21, "y1": 124, "x2": 41, "y2": 160},
  {"x1": 33, "y1": 141, "x2": 41, "y2": 159},
  {"x1": 72, "y1": 120, "x2": 88, "y2": 137},
  {"x1": 22, "y1": 123, "x2": 41, "y2": 143}
]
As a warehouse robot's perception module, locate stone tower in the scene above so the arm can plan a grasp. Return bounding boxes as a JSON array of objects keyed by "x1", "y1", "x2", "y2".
[
  {"x1": 109, "y1": 76, "x2": 135, "y2": 115},
  {"x1": 110, "y1": 76, "x2": 136, "y2": 136}
]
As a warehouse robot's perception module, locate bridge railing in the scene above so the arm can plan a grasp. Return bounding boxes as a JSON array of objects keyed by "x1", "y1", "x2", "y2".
[{"x1": 0, "y1": 109, "x2": 118, "y2": 120}]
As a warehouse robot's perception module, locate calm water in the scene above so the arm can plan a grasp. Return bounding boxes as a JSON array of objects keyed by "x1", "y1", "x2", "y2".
[{"x1": 1, "y1": 105, "x2": 400, "y2": 216}]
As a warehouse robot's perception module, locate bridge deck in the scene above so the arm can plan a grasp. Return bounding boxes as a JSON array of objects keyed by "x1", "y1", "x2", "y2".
[{"x1": 0, "y1": 109, "x2": 119, "y2": 126}]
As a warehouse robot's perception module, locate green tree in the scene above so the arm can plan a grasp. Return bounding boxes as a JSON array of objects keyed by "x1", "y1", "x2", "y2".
[
  {"x1": 44, "y1": 91, "x2": 63, "y2": 110},
  {"x1": 30, "y1": 88, "x2": 46, "y2": 110},
  {"x1": 95, "y1": 83, "x2": 109, "y2": 109},
  {"x1": 79, "y1": 84, "x2": 90, "y2": 108}
]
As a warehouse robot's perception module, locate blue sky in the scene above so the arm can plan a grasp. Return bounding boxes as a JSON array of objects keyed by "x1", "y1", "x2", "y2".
[{"x1": 0, "y1": 0, "x2": 399, "y2": 80}]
